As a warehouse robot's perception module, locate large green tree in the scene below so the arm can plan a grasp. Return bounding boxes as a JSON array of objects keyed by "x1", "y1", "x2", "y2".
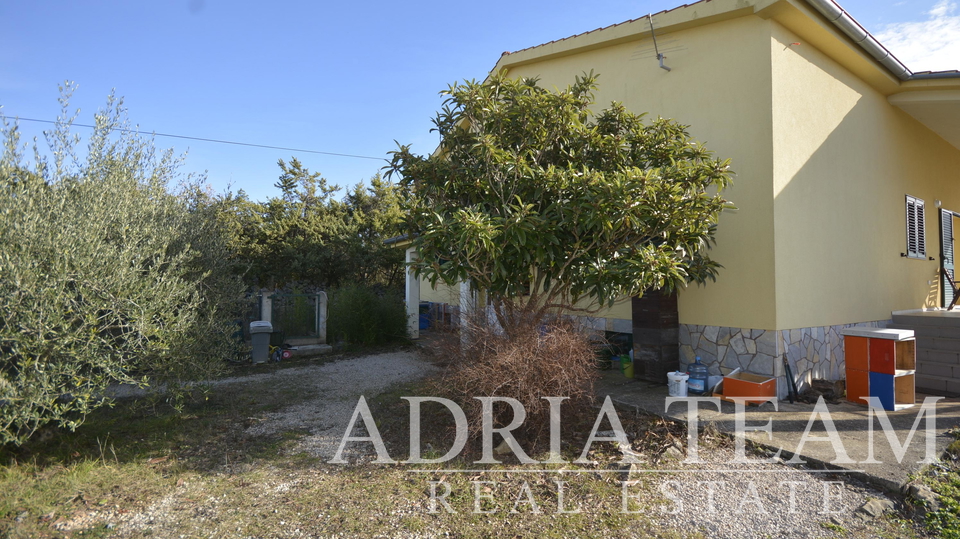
[
  {"x1": 341, "y1": 174, "x2": 407, "y2": 289},
  {"x1": 0, "y1": 85, "x2": 246, "y2": 445},
  {"x1": 387, "y1": 72, "x2": 734, "y2": 332},
  {"x1": 218, "y1": 163, "x2": 406, "y2": 291}
]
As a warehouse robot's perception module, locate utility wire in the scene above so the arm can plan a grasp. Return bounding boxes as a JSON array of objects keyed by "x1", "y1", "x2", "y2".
[{"x1": 9, "y1": 116, "x2": 386, "y2": 161}]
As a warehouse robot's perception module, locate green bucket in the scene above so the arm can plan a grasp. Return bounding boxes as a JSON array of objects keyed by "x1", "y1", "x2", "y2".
[{"x1": 621, "y1": 355, "x2": 634, "y2": 378}]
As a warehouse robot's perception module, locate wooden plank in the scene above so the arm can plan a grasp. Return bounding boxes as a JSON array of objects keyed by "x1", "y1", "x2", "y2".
[
  {"x1": 895, "y1": 339, "x2": 916, "y2": 371},
  {"x1": 895, "y1": 373, "x2": 916, "y2": 406}
]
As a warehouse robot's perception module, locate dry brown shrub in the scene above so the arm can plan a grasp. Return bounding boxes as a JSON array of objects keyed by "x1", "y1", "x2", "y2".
[{"x1": 435, "y1": 315, "x2": 600, "y2": 454}]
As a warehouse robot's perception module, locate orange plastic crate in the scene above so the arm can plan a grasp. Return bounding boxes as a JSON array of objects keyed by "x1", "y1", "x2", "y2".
[
  {"x1": 869, "y1": 339, "x2": 896, "y2": 375},
  {"x1": 844, "y1": 336, "x2": 869, "y2": 371},
  {"x1": 721, "y1": 372, "x2": 777, "y2": 404},
  {"x1": 846, "y1": 369, "x2": 869, "y2": 405}
]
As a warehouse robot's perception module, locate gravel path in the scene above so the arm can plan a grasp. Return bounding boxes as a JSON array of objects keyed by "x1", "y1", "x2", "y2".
[
  {"x1": 643, "y1": 448, "x2": 896, "y2": 538},
  {"x1": 77, "y1": 352, "x2": 909, "y2": 538},
  {"x1": 102, "y1": 351, "x2": 438, "y2": 537},
  {"x1": 225, "y1": 351, "x2": 438, "y2": 460},
  {"x1": 227, "y1": 348, "x2": 899, "y2": 538}
]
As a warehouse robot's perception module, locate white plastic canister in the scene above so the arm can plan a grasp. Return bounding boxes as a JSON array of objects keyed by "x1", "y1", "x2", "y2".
[{"x1": 667, "y1": 371, "x2": 689, "y2": 397}]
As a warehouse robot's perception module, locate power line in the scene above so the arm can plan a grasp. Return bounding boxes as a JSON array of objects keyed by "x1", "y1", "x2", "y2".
[{"x1": 8, "y1": 116, "x2": 386, "y2": 161}]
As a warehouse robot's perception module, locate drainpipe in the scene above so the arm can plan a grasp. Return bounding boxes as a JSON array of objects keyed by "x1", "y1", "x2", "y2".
[{"x1": 805, "y1": 0, "x2": 960, "y2": 81}]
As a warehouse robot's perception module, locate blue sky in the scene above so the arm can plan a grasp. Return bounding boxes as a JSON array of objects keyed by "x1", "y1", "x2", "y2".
[{"x1": 1, "y1": 0, "x2": 958, "y2": 202}]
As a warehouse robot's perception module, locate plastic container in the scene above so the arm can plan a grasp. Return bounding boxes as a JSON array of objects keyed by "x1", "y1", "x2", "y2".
[
  {"x1": 249, "y1": 320, "x2": 273, "y2": 364},
  {"x1": 667, "y1": 371, "x2": 689, "y2": 396},
  {"x1": 621, "y1": 355, "x2": 634, "y2": 378},
  {"x1": 687, "y1": 356, "x2": 709, "y2": 395}
]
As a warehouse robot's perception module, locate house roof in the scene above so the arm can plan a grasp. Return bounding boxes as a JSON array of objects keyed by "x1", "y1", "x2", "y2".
[
  {"x1": 491, "y1": 0, "x2": 960, "y2": 150},
  {"x1": 500, "y1": 1, "x2": 715, "y2": 59},
  {"x1": 499, "y1": 0, "x2": 958, "y2": 80}
]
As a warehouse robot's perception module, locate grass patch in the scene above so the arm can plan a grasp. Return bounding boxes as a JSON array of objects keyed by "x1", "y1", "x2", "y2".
[
  {"x1": 820, "y1": 520, "x2": 846, "y2": 534},
  {"x1": 0, "y1": 352, "x2": 675, "y2": 538},
  {"x1": 0, "y1": 364, "x2": 326, "y2": 538},
  {"x1": 919, "y1": 430, "x2": 960, "y2": 539},
  {"x1": 8, "y1": 349, "x2": 914, "y2": 538}
]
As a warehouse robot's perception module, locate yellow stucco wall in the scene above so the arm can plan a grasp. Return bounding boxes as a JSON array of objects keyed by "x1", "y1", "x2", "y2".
[
  {"x1": 418, "y1": 277, "x2": 633, "y2": 321},
  {"x1": 770, "y1": 21, "x2": 960, "y2": 328},
  {"x1": 414, "y1": 0, "x2": 960, "y2": 332},
  {"x1": 500, "y1": 15, "x2": 778, "y2": 330},
  {"x1": 420, "y1": 276, "x2": 460, "y2": 306}
]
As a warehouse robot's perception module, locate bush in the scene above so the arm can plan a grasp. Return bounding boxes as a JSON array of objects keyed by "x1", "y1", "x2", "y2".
[
  {"x1": 0, "y1": 85, "x2": 245, "y2": 445},
  {"x1": 327, "y1": 285, "x2": 407, "y2": 345},
  {"x1": 438, "y1": 315, "x2": 599, "y2": 452}
]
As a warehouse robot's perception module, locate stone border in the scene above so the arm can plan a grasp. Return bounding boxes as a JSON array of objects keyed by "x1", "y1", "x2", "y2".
[{"x1": 679, "y1": 321, "x2": 890, "y2": 395}]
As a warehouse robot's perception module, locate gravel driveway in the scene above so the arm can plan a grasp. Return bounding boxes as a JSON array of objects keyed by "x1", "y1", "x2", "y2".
[
  {"x1": 641, "y1": 448, "x2": 897, "y2": 538},
  {"x1": 226, "y1": 350, "x2": 437, "y2": 460},
  {"x1": 93, "y1": 350, "x2": 910, "y2": 538},
  {"x1": 222, "y1": 349, "x2": 901, "y2": 538}
]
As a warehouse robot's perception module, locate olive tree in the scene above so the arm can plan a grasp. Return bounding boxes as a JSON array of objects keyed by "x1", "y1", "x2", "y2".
[
  {"x1": 387, "y1": 72, "x2": 733, "y2": 333},
  {"x1": 0, "y1": 84, "x2": 245, "y2": 445}
]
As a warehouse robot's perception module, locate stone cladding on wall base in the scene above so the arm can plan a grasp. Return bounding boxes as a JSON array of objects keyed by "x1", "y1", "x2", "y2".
[{"x1": 678, "y1": 321, "x2": 890, "y2": 398}]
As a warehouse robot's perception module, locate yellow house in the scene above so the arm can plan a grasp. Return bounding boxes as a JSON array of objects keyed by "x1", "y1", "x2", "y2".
[{"x1": 398, "y1": 0, "x2": 960, "y2": 396}]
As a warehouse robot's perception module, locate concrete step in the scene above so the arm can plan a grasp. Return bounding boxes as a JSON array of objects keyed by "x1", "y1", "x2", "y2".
[
  {"x1": 879, "y1": 312, "x2": 960, "y2": 395},
  {"x1": 917, "y1": 360, "x2": 960, "y2": 378},
  {"x1": 892, "y1": 311, "x2": 960, "y2": 329},
  {"x1": 916, "y1": 336, "x2": 960, "y2": 352},
  {"x1": 288, "y1": 344, "x2": 333, "y2": 358},
  {"x1": 917, "y1": 346, "x2": 960, "y2": 365},
  {"x1": 916, "y1": 337, "x2": 960, "y2": 353},
  {"x1": 888, "y1": 323, "x2": 960, "y2": 340},
  {"x1": 915, "y1": 374, "x2": 960, "y2": 397}
]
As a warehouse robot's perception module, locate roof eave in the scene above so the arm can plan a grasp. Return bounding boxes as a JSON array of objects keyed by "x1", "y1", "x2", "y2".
[
  {"x1": 489, "y1": 0, "x2": 960, "y2": 88},
  {"x1": 493, "y1": 0, "x2": 757, "y2": 72}
]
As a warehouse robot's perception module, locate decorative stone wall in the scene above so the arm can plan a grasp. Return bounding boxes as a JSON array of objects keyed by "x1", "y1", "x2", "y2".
[
  {"x1": 678, "y1": 321, "x2": 890, "y2": 394},
  {"x1": 679, "y1": 326, "x2": 779, "y2": 377}
]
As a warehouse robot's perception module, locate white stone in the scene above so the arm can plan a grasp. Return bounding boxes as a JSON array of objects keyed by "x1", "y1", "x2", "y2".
[
  {"x1": 703, "y1": 325, "x2": 720, "y2": 343},
  {"x1": 723, "y1": 347, "x2": 742, "y2": 370},
  {"x1": 610, "y1": 318, "x2": 632, "y2": 334},
  {"x1": 730, "y1": 333, "x2": 748, "y2": 355},
  {"x1": 773, "y1": 357, "x2": 784, "y2": 377},
  {"x1": 756, "y1": 334, "x2": 777, "y2": 356},
  {"x1": 789, "y1": 329, "x2": 802, "y2": 344},
  {"x1": 750, "y1": 354, "x2": 775, "y2": 376}
]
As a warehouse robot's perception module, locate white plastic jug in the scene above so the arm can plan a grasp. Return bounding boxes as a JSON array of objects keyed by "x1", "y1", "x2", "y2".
[{"x1": 667, "y1": 371, "x2": 689, "y2": 397}]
